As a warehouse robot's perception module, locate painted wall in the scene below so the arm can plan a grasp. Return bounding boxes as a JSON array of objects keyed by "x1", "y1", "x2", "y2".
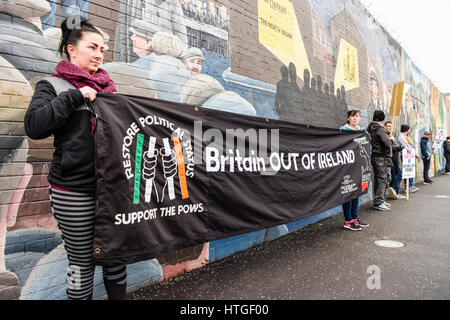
[{"x1": 0, "y1": 0, "x2": 449, "y2": 300}]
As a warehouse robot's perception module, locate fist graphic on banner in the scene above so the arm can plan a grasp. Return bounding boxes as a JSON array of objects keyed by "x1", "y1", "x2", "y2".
[{"x1": 161, "y1": 138, "x2": 178, "y2": 202}]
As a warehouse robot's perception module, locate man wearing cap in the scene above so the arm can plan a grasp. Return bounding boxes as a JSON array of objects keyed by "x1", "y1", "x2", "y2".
[
  {"x1": 130, "y1": 19, "x2": 158, "y2": 58},
  {"x1": 129, "y1": 19, "x2": 160, "y2": 70},
  {"x1": 398, "y1": 124, "x2": 420, "y2": 193},
  {"x1": 420, "y1": 131, "x2": 434, "y2": 184},
  {"x1": 181, "y1": 47, "x2": 206, "y2": 76},
  {"x1": 368, "y1": 110, "x2": 393, "y2": 211}
]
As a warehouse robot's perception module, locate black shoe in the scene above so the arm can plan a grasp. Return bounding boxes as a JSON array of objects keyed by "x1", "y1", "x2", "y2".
[{"x1": 425, "y1": 180, "x2": 433, "y2": 184}]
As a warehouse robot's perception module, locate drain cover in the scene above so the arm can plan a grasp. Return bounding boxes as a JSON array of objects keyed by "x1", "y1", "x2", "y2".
[{"x1": 374, "y1": 240, "x2": 405, "y2": 248}]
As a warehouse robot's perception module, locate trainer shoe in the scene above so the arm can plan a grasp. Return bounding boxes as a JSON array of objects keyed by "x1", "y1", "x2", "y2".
[
  {"x1": 353, "y1": 219, "x2": 369, "y2": 228},
  {"x1": 343, "y1": 221, "x2": 362, "y2": 231},
  {"x1": 372, "y1": 203, "x2": 390, "y2": 211},
  {"x1": 397, "y1": 194, "x2": 406, "y2": 199},
  {"x1": 410, "y1": 186, "x2": 420, "y2": 193},
  {"x1": 424, "y1": 181, "x2": 431, "y2": 185},
  {"x1": 383, "y1": 201, "x2": 391, "y2": 208},
  {"x1": 388, "y1": 187, "x2": 398, "y2": 199}
]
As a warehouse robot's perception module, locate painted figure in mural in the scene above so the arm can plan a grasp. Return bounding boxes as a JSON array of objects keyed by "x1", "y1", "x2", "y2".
[
  {"x1": 41, "y1": 0, "x2": 90, "y2": 30},
  {"x1": 339, "y1": 109, "x2": 369, "y2": 231},
  {"x1": 385, "y1": 121, "x2": 406, "y2": 200},
  {"x1": 0, "y1": 0, "x2": 63, "y2": 293},
  {"x1": 129, "y1": 19, "x2": 161, "y2": 70},
  {"x1": 147, "y1": 31, "x2": 191, "y2": 102},
  {"x1": 275, "y1": 65, "x2": 289, "y2": 114},
  {"x1": 444, "y1": 136, "x2": 450, "y2": 174},
  {"x1": 368, "y1": 110, "x2": 393, "y2": 211},
  {"x1": 24, "y1": 17, "x2": 127, "y2": 300},
  {"x1": 101, "y1": 20, "x2": 160, "y2": 99},
  {"x1": 274, "y1": 64, "x2": 348, "y2": 128},
  {"x1": 114, "y1": 0, "x2": 188, "y2": 64},
  {"x1": 420, "y1": 131, "x2": 434, "y2": 184},
  {"x1": 368, "y1": 69, "x2": 383, "y2": 115},
  {"x1": 181, "y1": 47, "x2": 206, "y2": 76},
  {"x1": 401, "y1": 90, "x2": 417, "y2": 139},
  {"x1": 130, "y1": 19, "x2": 156, "y2": 58}
]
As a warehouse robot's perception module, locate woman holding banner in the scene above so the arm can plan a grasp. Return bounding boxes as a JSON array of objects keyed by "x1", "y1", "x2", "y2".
[
  {"x1": 339, "y1": 110, "x2": 369, "y2": 231},
  {"x1": 24, "y1": 16, "x2": 127, "y2": 300}
]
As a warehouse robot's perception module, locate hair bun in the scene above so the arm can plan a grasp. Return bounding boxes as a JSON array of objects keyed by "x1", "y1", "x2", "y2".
[{"x1": 61, "y1": 15, "x2": 88, "y2": 34}]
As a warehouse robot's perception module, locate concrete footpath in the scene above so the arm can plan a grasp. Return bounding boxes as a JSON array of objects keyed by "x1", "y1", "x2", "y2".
[{"x1": 128, "y1": 174, "x2": 450, "y2": 300}]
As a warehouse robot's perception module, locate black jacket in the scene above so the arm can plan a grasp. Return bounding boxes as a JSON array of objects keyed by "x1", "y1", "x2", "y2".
[
  {"x1": 368, "y1": 122, "x2": 392, "y2": 158},
  {"x1": 444, "y1": 140, "x2": 450, "y2": 158},
  {"x1": 391, "y1": 138, "x2": 403, "y2": 166},
  {"x1": 24, "y1": 80, "x2": 96, "y2": 193}
]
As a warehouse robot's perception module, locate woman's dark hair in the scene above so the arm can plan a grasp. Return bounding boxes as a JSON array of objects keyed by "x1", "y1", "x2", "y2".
[
  {"x1": 58, "y1": 15, "x2": 103, "y2": 60},
  {"x1": 347, "y1": 109, "x2": 360, "y2": 118},
  {"x1": 345, "y1": 109, "x2": 360, "y2": 125}
]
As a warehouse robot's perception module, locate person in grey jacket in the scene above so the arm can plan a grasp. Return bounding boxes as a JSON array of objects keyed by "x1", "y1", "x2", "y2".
[
  {"x1": 420, "y1": 131, "x2": 433, "y2": 184},
  {"x1": 397, "y1": 124, "x2": 420, "y2": 193},
  {"x1": 385, "y1": 121, "x2": 405, "y2": 199}
]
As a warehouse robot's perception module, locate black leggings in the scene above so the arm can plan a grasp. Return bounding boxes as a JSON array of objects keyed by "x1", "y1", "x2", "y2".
[{"x1": 49, "y1": 185, "x2": 127, "y2": 300}]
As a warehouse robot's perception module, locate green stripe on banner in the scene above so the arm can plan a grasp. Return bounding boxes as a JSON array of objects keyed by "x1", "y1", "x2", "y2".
[{"x1": 133, "y1": 134, "x2": 145, "y2": 204}]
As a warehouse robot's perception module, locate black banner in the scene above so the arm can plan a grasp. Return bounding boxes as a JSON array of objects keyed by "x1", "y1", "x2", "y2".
[{"x1": 91, "y1": 93, "x2": 371, "y2": 265}]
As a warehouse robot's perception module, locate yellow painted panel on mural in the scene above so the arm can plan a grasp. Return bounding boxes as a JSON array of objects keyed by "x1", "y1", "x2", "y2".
[
  {"x1": 334, "y1": 39, "x2": 359, "y2": 93},
  {"x1": 389, "y1": 81, "x2": 404, "y2": 117},
  {"x1": 258, "y1": 0, "x2": 294, "y2": 55},
  {"x1": 258, "y1": 0, "x2": 311, "y2": 80}
]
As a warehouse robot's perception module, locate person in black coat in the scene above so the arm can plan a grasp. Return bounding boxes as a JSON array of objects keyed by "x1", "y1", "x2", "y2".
[
  {"x1": 368, "y1": 110, "x2": 393, "y2": 211},
  {"x1": 444, "y1": 136, "x2": 450, "y2": 174}
]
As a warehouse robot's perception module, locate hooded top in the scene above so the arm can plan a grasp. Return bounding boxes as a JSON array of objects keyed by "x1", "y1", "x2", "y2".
[
  {"x1": 420, "y1": 136, "x2": 432, "y2": 160},
  {"x1": 444, "y1": 138, "x2": 450, "y2": 157},
  {"x1": 368, "y1": 121, "x2": 392, "y2": 158}
]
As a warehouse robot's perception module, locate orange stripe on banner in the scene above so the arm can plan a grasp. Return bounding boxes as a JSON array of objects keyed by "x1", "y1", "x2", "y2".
[{"x1": 173, "y1": 136, "x2": 189, "y2": 199}]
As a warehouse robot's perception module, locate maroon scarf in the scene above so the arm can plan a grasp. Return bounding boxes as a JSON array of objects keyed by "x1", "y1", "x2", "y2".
[{"x1": 53, "y1": 60, "x2": 117, "y2": 93}]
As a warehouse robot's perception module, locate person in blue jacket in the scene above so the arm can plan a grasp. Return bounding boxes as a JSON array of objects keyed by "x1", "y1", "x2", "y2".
[
  {"x1": 339, "y1": 110, "x2": 369, "y2": 231},
  {"x1": 420, "y1": 131, "x2": 433, "y2": 184}
]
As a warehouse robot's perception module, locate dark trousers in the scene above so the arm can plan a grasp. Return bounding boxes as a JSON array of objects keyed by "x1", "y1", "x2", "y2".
[
  {"x1": 371, "y1": 157, "x2": 392, "y2": 206},
  {"x1": 446, "y1": 156, "x2": 450, "y2": 172},
  {"x1": 423, "y1": 158, "x2": 431, "y2": 182},
  {"x1": 342, "y1": 197, "x2": 359, "y2": 222},
  {"x1": 390, "y1": 165, "x2": 402, "y2": 194}
]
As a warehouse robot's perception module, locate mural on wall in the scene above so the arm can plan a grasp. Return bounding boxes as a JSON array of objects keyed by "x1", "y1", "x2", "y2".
[
  {"x1": 0, "y1": 0, "x2": 61, "y2": 299},
  {"x1": 429, "y1": 84, "x2": 448, "y2": 173},
  {"x1": 1, "y1": 0, "x2": 449, "y2": 299}
]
